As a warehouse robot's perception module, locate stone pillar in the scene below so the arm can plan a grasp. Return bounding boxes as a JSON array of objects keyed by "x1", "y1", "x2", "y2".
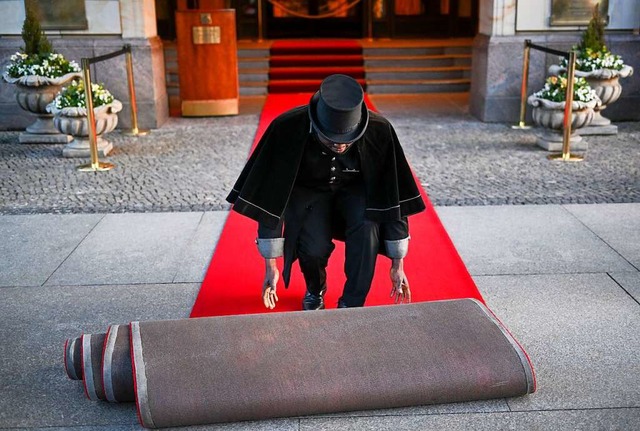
[
  {"x1": 120, "y1": 0, "x2": 158, "y2": 38},
  {"x1": 470, "y1": 0, "x2": 524, "y2": 122},
  {"x1": 117, "y1": 0, "x2": 168, "y2": 129},
  {"x1": 478, "y1": 0, "x2": 515, "y2": 37}
]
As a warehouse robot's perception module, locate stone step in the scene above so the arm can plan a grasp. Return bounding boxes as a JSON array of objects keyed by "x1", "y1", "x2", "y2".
[
  {"x1": 237, "y1": 48, "x2": 269, "y2": 59},
  {"x1": 363, "y1": 45, "x2": 471, "y2": 56},
  {"x1": 164, "y1": 41, "x2": 474, "y2": 101},
  {"x1": 239, "y1": 58, "x2": 270, "y2": 69},
  {"x1": 367, "y1": 66, "x2": 470, "y2": 81},
  {"x1": 239, "y1": 81, "x2": 268, "y2": 96},
  {"x1": 366, "y1": 78, "x2": 471, "y2": 94},
  {"x1": 365, "y1": 54, "x2": 471, "y2": 68},
  {"x1": 239, "y1": 70, "x2": 269, "y2": 82}
]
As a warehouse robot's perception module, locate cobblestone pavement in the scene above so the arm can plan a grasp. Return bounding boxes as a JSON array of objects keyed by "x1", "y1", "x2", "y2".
[{"x1": 1, "y1": 94, "x2": 638, "y2": 214}]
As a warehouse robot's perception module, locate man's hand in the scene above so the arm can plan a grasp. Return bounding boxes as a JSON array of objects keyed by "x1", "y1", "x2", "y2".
[
  {"x1": 262, "y1": 258, "x2": 280, "y2": 309},
  {"x1": 390, "y1": 258, "x2": 411, "y2": 304}
]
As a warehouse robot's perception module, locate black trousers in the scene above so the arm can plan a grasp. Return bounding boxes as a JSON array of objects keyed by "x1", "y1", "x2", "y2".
[{"x1": 291, "y1": 183, "x2": 380, "y2": 307}]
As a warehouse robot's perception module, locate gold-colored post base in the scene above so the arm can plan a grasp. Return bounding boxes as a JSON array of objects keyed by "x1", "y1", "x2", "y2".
[
  {"x1": 77, "y1": 161, "x2": 116, "y2": 172},
  {"x1": 121, "y1": 128, "x2": 150, "y2": 137},
  {"x1": 547, "y1": 153, "x2": 584, "y2": 162},
  {"x1": 511, "y1": 122, "x2": 531, "y2": 130}
]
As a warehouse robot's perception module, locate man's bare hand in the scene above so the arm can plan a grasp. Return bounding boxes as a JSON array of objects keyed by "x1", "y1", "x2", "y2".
[
  {"x1": 390, "y1": 258, "x2": 411, "y2": 304},
  {"x1": 262, "y1": 258, "x2": 280, "y2": 309}
]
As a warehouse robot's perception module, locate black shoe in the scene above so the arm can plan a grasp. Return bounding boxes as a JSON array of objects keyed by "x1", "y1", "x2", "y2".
[
  {"x1": 337, "y1": 299, "x2": 348, "y2": 308},
  {"x1": 302, "y1": 290, "x2": 326, "y2": 310}
]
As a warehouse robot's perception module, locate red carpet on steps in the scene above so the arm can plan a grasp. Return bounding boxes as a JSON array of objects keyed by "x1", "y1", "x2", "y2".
[
  {"x1": 269, "y1": 40, "x2": 366, "y2": 93},
  {"x1": 190, "y1": 93, "x2": 483, "y2": 318}
]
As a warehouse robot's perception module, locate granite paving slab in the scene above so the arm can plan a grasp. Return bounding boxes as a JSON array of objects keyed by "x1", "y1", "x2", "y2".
[
  {"x1": 0, "y1": 214, "x2": 103, "y2": 287},
  {"x1": 298, "y1": 408, "x2": 640, "y2": 431},
  {"x1": 0, "y1": 420, "x2": 298, "y2": 431},
  {"x1": 434, "y1": 204, "x2": 637, "y2": 275},
  {"x1": 609, "y1": 271, "x2": 640, "y2": 304},
  {"x1": 173, "y1": 211, "x2": 229, "y2": 283},
  {"x1": 44, "y1": 212, "x2": 203, "y2": 286},
  {"x1": 308, "y1": 399, "x2": 509, "y2": 418},
  {"x1": 476, "y1": 273, "x2": 640, "y2": 411},
  {"x1": 0, "y1": 283, "x2": 198, "y2": 429},
  {"x1": 564, "y1": 203, "x2": 640, "y2": 269}
]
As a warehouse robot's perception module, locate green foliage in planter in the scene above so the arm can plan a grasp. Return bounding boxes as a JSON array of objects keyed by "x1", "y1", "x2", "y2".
[
  {"x1": 533, "y1": 74, "x2": 598, "y2": 103},
  {"x1": 22, "y1": 7, "x2": 52, "y2": 56},
  {"x1": 578, "y1": 4, "x2": 606, "y2": 54},
  {"x1": 3, "y1": 7, "x2": 80, "y2": 79},
  {"x1": 559, "y1": 2, "x2": 625, "y2": 72},
  {"x1": 52, "y1": 80, "x2": 115, "y2": 109}
]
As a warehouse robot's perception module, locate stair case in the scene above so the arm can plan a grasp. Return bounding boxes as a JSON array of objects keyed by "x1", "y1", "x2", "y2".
[{"x1": 163, "y1": 39, "x2": 472, "y2": 114}]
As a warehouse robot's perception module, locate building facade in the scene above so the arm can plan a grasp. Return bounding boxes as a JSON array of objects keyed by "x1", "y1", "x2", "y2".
[{"x1": 0, "y1": 0, "x2": 638, "y2": 130}]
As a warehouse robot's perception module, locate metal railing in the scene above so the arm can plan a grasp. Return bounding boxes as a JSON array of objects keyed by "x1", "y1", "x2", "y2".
[
  {"x1": 78, "y1": 44, "x2": 149, "y2": 172},
  {"x1": 513, "y1": 39, "x2": 582, "y2": 162}
]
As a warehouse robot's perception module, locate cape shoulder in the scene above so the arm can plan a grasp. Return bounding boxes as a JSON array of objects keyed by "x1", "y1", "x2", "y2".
[{"x1": 271, "y1": 105, "x2": 309, "y2": 131}]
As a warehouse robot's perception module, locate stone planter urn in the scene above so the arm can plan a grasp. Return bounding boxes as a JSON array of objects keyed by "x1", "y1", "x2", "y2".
[
  {"x1": 527, "y1": 95, "x2": 599, "y2": 152},
  {"x1": 549, "y1": 64, "x2": 634, "y2": 135},
  {"x1": 48, "y1": 100, "x2": 123, "y2": 158},
  {"x1": 2, "y1": 72, "x2": 81, "y2": 144}
]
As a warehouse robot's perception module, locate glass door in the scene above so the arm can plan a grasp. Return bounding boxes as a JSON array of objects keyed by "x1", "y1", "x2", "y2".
[
  {"x1": 390, "y1": 0, "x2": 477, "y2": 37},
  {"x1": 265, "y1": 0, "x2": 364, "y2": 38}
]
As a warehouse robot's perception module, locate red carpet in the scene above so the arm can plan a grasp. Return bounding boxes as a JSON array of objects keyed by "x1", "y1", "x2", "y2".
[
  {"x1": 190, "y1": 93, "x2": 483, "y2": 318},
  {"x1": 269, "y1": 40, "x2": 366, "y2": 93}
]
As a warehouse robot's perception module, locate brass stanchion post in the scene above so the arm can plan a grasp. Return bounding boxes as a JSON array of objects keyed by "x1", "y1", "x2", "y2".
[
  {"x1": 121, "y1": 45, "x2": 149, "y2": 136},
  {"x1": 257, "y1": 0, "x2": 264, "y2": 42},
  {"x1": 549, "y1": 51, "x2": 583, "y2": 162},
  {"x1": 512, "y1": 39, "x2": 531, "y2": 129},
  {"x1": 77, "y1": 59, "x2": 114, "y2": 172}
]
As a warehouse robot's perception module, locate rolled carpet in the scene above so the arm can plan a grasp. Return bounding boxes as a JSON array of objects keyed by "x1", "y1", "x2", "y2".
[
  {"x1": 129, "y1": 299, "x2": 535, "y2": 428},
  {"x1": 64, "y1": 325, "x2": 135, "y2": 403},
  {"x1": 80, "y1": 333, "x2": 107, "y2": 401},
  {"x1": 63, "y1": 336, "x2": 83, "y2": 380},
  {"x1": 102, "y1": 324, "x2": 135, "y2": 403}
]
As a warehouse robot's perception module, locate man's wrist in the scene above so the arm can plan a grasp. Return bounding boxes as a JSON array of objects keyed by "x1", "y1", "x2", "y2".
[
  {"x1": 265, "y1": 258, "x2": 278, "y2": 269},
  {"x1": 391, "y1": 258, "x2": 403, "y2": 271}
]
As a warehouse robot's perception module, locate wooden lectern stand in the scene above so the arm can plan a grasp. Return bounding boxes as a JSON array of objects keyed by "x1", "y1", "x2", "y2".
[{"x1": 175, "y1": 5, "x2": 238, "y2": 116}]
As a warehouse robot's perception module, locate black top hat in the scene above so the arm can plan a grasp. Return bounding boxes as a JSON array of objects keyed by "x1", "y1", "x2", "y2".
[{"x1": 308, "y1": 74, "x2": 369, "y2": 144}]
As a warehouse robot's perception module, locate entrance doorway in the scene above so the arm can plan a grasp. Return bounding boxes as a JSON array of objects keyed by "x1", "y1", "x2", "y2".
[
  {"x1": 385, "y1": 0, "x2": 478, "y2": 38},
  {"x1": 265, "y1": 1, "x2": 364, "y2": 38},
  {"x1": 157, "y1": 1, "x2": 479, "y2": 40},
  {"x1": 254, "y1": 0, "x2": 478, "y2": 39}
]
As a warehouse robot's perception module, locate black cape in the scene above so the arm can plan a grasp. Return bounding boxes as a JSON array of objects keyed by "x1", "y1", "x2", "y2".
[{"x1": 227, "y1": 105, "x2": 425, "y2": 229}]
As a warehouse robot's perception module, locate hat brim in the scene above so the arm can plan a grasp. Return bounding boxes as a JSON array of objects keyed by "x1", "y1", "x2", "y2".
[{"x1": 308, "y1": 91, "x2": 369, "y2": 144}]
